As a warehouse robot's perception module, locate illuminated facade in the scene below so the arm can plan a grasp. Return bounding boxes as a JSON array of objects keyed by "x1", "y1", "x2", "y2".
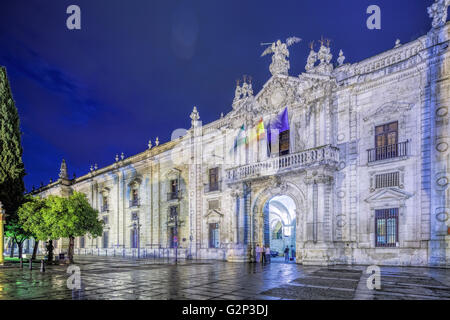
[{"x1": 33, "y1": 4, "x2": 450, "y2": 267}]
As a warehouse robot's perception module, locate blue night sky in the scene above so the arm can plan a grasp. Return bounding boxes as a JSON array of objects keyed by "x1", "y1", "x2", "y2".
[{"x1": 0, "y1": 0, "x2": 436, "y2": 191}]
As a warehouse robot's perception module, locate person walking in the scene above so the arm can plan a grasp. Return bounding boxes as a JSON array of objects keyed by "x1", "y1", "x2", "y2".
[
  {"x1": 255, "y1": 244, "x2": 261, "y2": 263},
  {"x1": 265, "y1": 246, "x2": 271, "y2": 264},
  {"x1": 261, "y1": 245, "x2": 266, "y2": 264},
  {"x1": 284, "y1": 246, "x2": 289, "y2": 263},
  {"x1": 290, "y1": 245, "x2": 295, "y2": 262}
]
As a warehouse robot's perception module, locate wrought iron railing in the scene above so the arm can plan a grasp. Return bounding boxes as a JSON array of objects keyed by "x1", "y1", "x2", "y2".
[{"x1": 367, "y1": 141, "x2": 408, "y2": 163}]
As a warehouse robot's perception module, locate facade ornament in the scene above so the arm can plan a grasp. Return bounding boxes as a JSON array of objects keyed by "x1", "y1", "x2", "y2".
[
  {"x1": 148, "y1": 139, "x2": 152, "y2": 149},
  {"x1": 305, "y1": 42, "x2": 318, "y2": 72},
  {"x1": 337, "y1": 49, "x2": 346, "y2": 66},
  {"x1": 121, "y1": 152, "x2": 125, "y2": 160},
  {"x1": 49, "y1": 178, "x2": 53, "y2": 183},
  {"x1": 261, "y1": 37, "x2": 301, "y2": 76},
  {"x1": 115, "y1": 154, "x2": 119, "y2": 162},
  {"x1": 94, "y1": 163, "x2": 98, "y2": 171},
  {"x1": 90, "y1": 165, "x2": 94, "y2": 172},
  {"x1": 428, "y1": 0, "x2": 450, "y2": 29},
  {"x1": 155, "y1": 137, "x2": 160, "y2": 146},
  {"x1": 394, "y1": 39, "x2": 401, "y2": 48},
  {"x1": 59, "y1": 159, "x2": 69, "y2": 180},
  {"x1": 190, "y1": 106, "x2": 200, "y2": 128}
]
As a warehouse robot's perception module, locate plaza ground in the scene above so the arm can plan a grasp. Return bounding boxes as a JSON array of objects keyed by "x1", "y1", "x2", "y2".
[{"x1": 0, "y1": 255, "x2": 449, "y2": 300}]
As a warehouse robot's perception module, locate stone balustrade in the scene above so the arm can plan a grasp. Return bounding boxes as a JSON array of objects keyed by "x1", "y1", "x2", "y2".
[{"x1": 225, "y1": 144, "x2": 339, "y2": 183}]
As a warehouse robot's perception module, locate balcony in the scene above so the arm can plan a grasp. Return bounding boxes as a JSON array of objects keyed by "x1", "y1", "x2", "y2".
[
  {"x1": 225, "y1": 144, "x2": 339, "y2": 183},
  {"x1": 204, "y1": 182, "x2": 221, "y2": 193},
  {"x1": 167, "y1": 191, "x2": 182, "y2": 201},
  {"x1": 367, "y1": 141, "x2": 408, "y2": 163},
  {"x1": 129, "y1": 198, "x2": 140, "y2": 208}
]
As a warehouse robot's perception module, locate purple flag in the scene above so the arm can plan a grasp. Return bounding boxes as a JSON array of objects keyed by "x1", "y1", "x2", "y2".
[{"x1": 267, "y1": 107, "x2": 290, "y2": 144}]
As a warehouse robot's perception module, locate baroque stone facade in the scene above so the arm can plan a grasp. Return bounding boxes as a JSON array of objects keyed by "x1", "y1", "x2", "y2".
[{"x1": 34, "y1": 3, "x2": 450, "y2": 267}]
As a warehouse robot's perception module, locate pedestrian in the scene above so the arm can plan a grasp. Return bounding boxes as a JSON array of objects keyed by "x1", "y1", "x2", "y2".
[
  {"x1": 290, "y1": 245, "x2": 295, "y2": 261},
  {"x1": 265, "y1": 246, "x2": 271, "y2": 263},
  {"x1": 284, "y1": 246, "x2": 289, "y2": 263},
  {"x1": 255, "y1": 244, "x2": 261, "y2": 263},
  {"x1": 261, "y1": 245, "x2": 266, "y2": 264}
]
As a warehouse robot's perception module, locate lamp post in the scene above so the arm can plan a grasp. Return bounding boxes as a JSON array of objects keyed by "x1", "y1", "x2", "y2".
[{"x1": 0, "y1": 202, "x2": 5, "y2": 265}]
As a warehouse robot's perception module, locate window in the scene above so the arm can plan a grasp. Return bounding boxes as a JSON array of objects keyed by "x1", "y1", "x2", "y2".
[
  {"x1": 279, "y1": 130, "x2": 290, "y2": 156},
  {"x1": 102, "y1": 231, "x2": 108, "y2": 249},
  {"x1": 102, "y1": 196, "x2": 109, "y2": 212},
  {"x1": 103, "y1": 216, "x2": 109, "y2": 224},
  {"x1": 168, "y1": 179, "x2": 180, "y2": 200},
  {"x1": 131, "y1": 228, "x2": 138, "y2": 248},
  {"x1": 375, "y1": 122, "x2": 398, "y2": 160},
  {"x1": 169, "y1": 206, "x2": 178, "y2": 221},
  {"x1": 375, "y1": 172, "x2": 400, "y2": 189},
  {"x1": 208, "y1": 168, "x2": 219, "y2": 192},
  {"x1": 131, "y1": 212, "x2": 138, "y2": 221},
  {"x1": 209, "y1": 223, "x2": 220, "y2": 248},
  {"x1": 130, "y1": 188, "x2": 139, "y2": 207},
  {"x1": 80, "y1": 236, "x2": 85, "y2": 249},
  {"x1": 375, "y1": 208, "x2": 399, "y2": 247}
]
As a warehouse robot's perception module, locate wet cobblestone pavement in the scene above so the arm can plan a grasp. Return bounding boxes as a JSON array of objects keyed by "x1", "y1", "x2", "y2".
[{"x1": 0, "y1": 256, "x2": 449, "y2": 300}]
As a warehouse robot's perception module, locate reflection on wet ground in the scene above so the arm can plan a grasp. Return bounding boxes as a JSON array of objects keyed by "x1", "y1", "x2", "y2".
[{"x1": 0, "y1": 256, "x2": 449, "y2": 300}]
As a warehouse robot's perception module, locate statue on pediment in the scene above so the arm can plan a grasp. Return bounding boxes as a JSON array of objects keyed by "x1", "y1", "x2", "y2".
[
  {"x1": 261, "y1": 37, "x2": 301, "y2": 76},
  {"x1": 428, "y1": 0, "x2": 450, "y2": 29}
]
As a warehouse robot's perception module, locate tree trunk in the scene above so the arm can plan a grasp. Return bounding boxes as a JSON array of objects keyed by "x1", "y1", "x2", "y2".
[
  {"x1": 18, "y1": 242, "x2": 23, "y2": 259},
  {"x1": 32, "y1": 240, "x2": 39, "y2": 261},
  {"x1": 68, "y1": 236, "x2": 75, "y2": 264},
  {"x1": 47, "y1": 240, "x2": 54, "y2": 263},
  {"x1": 10, "y1": 241, "x2": 15, "y2": 258}
]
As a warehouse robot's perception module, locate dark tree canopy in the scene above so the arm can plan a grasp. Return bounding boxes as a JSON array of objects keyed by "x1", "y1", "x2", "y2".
[{"x1": 0, "y1": 66, "x2": 25, "y2": 219}]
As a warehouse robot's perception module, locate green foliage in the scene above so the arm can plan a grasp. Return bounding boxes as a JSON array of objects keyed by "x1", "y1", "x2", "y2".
[
  {"x1": 5, "y1": 216, "x2": 31, "y2": 245},
  {"x1": 43, "y1": 192, "x2": 103, "y2": 239},
  {"x1": 18, "y1": 196, "x2": 50, "y2": 240},
  {"x1": 0, "y1": 66, "x2": 26, "y2": 219}
]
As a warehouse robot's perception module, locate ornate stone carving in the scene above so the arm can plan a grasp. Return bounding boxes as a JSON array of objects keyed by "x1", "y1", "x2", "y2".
[
  {"x1": 337, "y1": 50, "x2": 346, "y2": 66},
  {"x1": 428, "y1": 0, "x2": 450, "y2": 29},
  {"x1": 261, "y1": 37, "x2": 301, "y2": 76},
  {"x1": 190, "y1": 106, "x2": 200, "y2": 128}
]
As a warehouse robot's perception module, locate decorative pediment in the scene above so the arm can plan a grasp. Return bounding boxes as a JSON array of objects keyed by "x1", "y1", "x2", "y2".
[
  {"x1": 127, "y1": 176, "x2": 142, "y2": 187},
  {"x1": 204, "y1": 209, "x2": 223, "y2": 219},
  {"x1": 165, "y1": 168, "x2": 181, "y2": 180},
  {"x1": 363, "y1": 102, "x2": 414, "y2": 122},
  {"x1": 365, "y1": 188, "x2": 413, "y2": 204}
]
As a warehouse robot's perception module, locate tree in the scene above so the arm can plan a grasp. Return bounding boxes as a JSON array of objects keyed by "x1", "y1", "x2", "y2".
[
  {"x1": 5, "y1": 217, "x2": 31, "y2": 259},
  {"x1": 0, "y1": 66, "x2": 26, "y2": 258},
  {"x1": 0, "y1": 66, "x2": 26, "y2": 224},
  {"x1": 44, "y1": 192, "x2": 103, "y2": 263},
  {"x1": 18, "y1": 196, "x2": 49, "y2": 260}
]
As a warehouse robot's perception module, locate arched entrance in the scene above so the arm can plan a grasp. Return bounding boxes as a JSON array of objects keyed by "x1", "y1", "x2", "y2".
[
  {"x1": 263, "y1": 195, "x2": 296, "y2": 260},
  {"x1": 251, "y1": 181, "x2": 305, "y2": 263}
]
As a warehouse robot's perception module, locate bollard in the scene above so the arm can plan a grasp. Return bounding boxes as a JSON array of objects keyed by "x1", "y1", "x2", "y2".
[
  {"x1": 29, "y1": 258, "x2": 32, "y2": 270},
  {"x1": 19, "y1": 258, "x2": 23, "y2": 269},
  {"x1": 40, "y1": 259, "x2": 45, "y2": 272}
]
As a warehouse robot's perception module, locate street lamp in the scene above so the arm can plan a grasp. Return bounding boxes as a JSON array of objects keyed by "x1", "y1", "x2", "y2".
[{"x1": 0, "y1": 202, "x2": 4, "y2": 265}]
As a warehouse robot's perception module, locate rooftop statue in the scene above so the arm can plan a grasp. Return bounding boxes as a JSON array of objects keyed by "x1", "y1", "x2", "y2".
[{"x1": 261, "y1": 37, "x2": 301, "y2": 76}]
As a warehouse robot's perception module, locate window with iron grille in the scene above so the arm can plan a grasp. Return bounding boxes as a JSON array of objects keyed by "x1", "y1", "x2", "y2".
[
  {"x1": 208, "y1": 200, "x2": 220, "y2": 211},
  {"x1": 375, "y1": 208, "x2": 399, "y2": 247},
  {"x1": 375, "y1": 172, "x2": 400, "y2": 189}
]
